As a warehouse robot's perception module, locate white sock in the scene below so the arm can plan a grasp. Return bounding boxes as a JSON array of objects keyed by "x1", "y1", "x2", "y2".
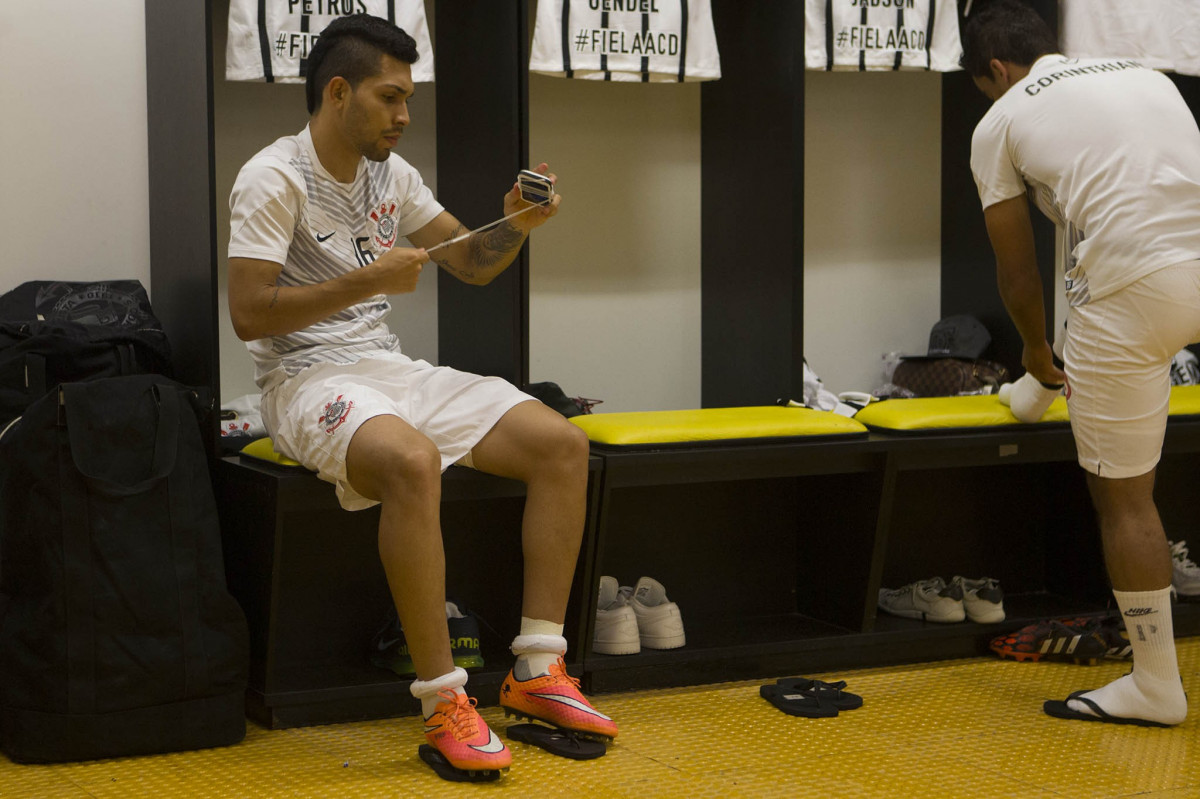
[
  {"x1": 1067, "y1": 588, "x2": 1187, "y2": 724},
  {"x1": 998, "y1": 373, "x2": 1062, "y2": 422},
  {"x1": 409, "y1": 667, "x2": 468, "y2": 719},
  {"x1": 512, "y1": 617, "x2": 566, "y2": 679}
]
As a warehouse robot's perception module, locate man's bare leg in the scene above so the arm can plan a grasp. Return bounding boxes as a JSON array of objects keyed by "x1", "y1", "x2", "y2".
[
  {"x1": 1090, "y1": 470, "x2": 1171, "y2": 591},
  {"x1": 469, "y1": 400, "x2": 591, "y2": 624},
  {"x1": 469, "y1": 400, "x2": 618, "y2": 740},
  {"x1": 346, "y1": 414, "x2": 454, "y2": 682}
]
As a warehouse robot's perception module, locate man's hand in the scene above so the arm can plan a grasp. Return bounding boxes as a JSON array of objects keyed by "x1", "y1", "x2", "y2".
[
  {"x1": 368, "y1": 246, "x2": 430, "y2": 294},
  {"x1": 1022, "y1": 339, "x2": 1067, "y2": 386},
  {"x1": 505, "y1": 162, "x2": 561, "y2": 234}
]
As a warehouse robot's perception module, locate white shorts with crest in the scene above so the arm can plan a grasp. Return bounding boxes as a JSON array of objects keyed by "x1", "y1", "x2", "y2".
[{"x1": 261, "y1": 352, "x2": 534, "y2": 510}]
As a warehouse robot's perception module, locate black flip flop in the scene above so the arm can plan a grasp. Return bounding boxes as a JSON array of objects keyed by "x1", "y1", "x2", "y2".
[
  {"x1": 1042, "y1": 690, "x2": 1172, "y2": 728},
  {"x1": 759, "y1": 684, "x2": 839, "y2": 718},
  {"x1": 507, "y1": 723, "x2": 607, "y2": 760},
  {"x1": 417, "y1": 744, "x2": 504, "y2": 782},
  {"x1": 774, "y1": 677, "x2": 863, "y2": 711}
]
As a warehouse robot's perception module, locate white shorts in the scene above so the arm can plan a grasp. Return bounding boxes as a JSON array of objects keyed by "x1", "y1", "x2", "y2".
[
  {"x1": 261, "y1": 352, "x2": 535, "y2": 510},
  {"x1": 1065, "y1": 260, "x2": 1200, "y2": 478}
]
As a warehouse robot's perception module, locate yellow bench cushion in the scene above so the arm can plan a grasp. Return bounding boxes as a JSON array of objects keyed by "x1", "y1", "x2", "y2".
[
  {"x1": 569, "y1": 406, "x2": 868, "y2": 447},
  {"x1": 240, "y1": 437, "x2": 305, "y2": 468},
  {"x1": 1169, "y1": 385, "x2": 1200, "y2": 415},
  {"x1": 856, "y1": 385, "x2": 1200, "y2": 433},
  {"x1": 855, "y1": 394, "x2": 1070, "y2": 433}
]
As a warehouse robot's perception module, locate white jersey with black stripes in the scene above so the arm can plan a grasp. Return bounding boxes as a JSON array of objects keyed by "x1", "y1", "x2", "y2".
[
  {"x1": 805, "y1": 0, "x2": 962, "y2": 72},
  {"x1": 228, "y1": 125, "x2": 444, "y2": 388},
  {"x1": 530, "y1": 0, "x2": 721, "y2": 82},
  {"x1": 225, "y1": 0, "x2": 435, "y2": 83}
]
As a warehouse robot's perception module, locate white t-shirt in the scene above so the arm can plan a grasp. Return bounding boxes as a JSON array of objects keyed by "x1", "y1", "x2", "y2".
[
  {"x1": 970, "y1": 55, "x2": 1200, "y2": 306},
  {"x1": 805, "y1": 0, "x2": 962, "y2": 72},
  {"x1": 226, "y1": 0, "x2": 435, "y2": 83},
  {"x1": 228, "y1": 126, "x2": 444, "y2": 387},
  {"x1": 530, "y1": 0, "x2": 721, "y2": 82}
]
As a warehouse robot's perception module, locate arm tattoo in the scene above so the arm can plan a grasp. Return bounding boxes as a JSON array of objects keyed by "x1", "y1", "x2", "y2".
[
  {"x1": 469, "y1": 221, "x2": 527, "y2": 269},
  {"x1": 434, "y1": 255, "x2": 475, "y2": 281},
  {"x1": 269, "y1": 288, "x2": 280, "y2": 309},
  {"x1": 435, "y1": 223, "x2": 477, "y2": 279}
]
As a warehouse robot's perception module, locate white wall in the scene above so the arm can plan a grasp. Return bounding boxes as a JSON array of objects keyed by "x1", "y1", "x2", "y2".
[
  {"x1": 803, "y1": 70, "x2": 943, "y2": 397},
  {"x1": 528, "y1": 77, "x2": 702, "y2": 413},
  {"x1": 527, "y1": 69, "x2": 944, "y2": 409},
  {"x1": 0, "y1": 1, "x2": 150, "y2": 295}
]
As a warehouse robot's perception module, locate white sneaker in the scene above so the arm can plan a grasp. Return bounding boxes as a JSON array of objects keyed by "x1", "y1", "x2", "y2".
[
  {"x1": 1169, "y1": 540, "x2": 1200, "y2": 598},
  {"x1": 878, "y1": 577, "x2": 965, "y2": 623},
  {"x1": 950, "y1": 575, "x2": 1006, "y2": 623},
  {"x1": 593, "y1": 576, "x2": 640, "y2": 655},
  {"x1": 626, "y1": 577, "x2": 686, "y2": 649}
]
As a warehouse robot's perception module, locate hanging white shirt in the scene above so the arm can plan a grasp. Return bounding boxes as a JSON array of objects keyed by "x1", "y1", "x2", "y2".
[
  {"x1": 1176, "y1": 3, "x2": 1200, "y2": 77},
  {"x1": 805, "y1": 0, "x2": 962, "y2": 72},
  {"x1": 226, "y1": 0, "x2": 435, "y2": 83},
  {"x1": 530, "y1": 0, "x2": 721, "y2": 82},
  {"x1": 1058, "y1": 0, "x2": 1175, "y2": 71}
]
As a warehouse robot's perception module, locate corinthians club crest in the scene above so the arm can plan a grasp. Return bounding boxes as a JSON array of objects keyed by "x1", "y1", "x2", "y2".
[
  {"x1": 318, "y1": 394, "x2": 354, "y2": 435},
  {"x1": 370, "y1": 201, "x2": 398, "y2": 250}
]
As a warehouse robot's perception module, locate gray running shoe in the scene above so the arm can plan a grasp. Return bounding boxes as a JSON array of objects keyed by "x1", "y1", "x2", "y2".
[
  {"x1": 951, "y1": 575, "x2": 1006, "y2": 623},
  {"x1": 878, "y1": 577, "x2": 965, "y2": 623}
]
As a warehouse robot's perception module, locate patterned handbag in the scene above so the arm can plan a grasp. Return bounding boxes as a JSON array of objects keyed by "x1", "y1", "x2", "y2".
[{"x1": 891, "y1": 357, "x2": 1010, "y2": 397}]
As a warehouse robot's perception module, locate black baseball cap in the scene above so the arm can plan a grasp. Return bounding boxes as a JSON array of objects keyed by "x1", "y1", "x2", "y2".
[{"x1": 905, "y1": 314, "x2": 991, "y2": 360}]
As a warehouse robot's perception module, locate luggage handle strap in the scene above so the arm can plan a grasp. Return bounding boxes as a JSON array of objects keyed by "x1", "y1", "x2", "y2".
[{"x1": 62, "y1": 383, "x2": 180, "y2": 494}]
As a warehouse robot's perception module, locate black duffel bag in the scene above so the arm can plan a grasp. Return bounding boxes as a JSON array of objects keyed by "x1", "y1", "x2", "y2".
[
  {"x1": 0, "y1": 280, "x2": 172, "y2": 427},
  {"x1": 0, "y1": 374, "x2": 248, "y2": 762}
]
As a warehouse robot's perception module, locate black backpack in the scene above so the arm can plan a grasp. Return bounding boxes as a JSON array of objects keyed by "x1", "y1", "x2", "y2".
[
  {"x1": 0, "y1": 280, "x2": 172, "y2": 427},
  {"x1": 0, "y1": 374, "x2": 249, "y2": 762}
]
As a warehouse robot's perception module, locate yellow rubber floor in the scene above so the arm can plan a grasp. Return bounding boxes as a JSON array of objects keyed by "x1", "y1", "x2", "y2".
[{"x1": 4, "y1": 638, "x2": 1200, "y2": 798}]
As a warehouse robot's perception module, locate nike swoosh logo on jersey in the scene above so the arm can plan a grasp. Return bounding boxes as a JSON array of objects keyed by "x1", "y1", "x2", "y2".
[
  {"x1": 316, "y1": 231, "x2": 335, "y2": 242},
  {"x1": 528, "y1": 691, "x2": 612, "y2": 721},
  {"x1": 469, "y1": 730, "x2": 506, "y2": 754}
]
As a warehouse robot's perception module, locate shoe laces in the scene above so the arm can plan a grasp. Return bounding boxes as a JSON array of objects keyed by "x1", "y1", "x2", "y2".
[
  {"x1": 435, "y1": 689, "x2": 481, "y2": 740},
  {"x1": 1170, "y1": 540, "x2": 1198, "y2": 571},
  {"x1": 547, "y1": 658, "x2": 582, "y2": 690},
  {"x1": 913, "y1": 577, "x2": 960, "y2": 600}
]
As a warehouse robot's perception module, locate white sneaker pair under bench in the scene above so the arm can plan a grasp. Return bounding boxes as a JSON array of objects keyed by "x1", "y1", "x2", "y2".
[{"x1": 593, "y1": 576, "x2": 686, "y2": 655}]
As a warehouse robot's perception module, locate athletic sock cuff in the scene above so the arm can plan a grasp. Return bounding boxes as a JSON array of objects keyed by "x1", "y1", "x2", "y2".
[
  {"x1": 409, "y1": 666, "x2": 468, "y2": 699},
  {"x1": 510, "y1": 634, "x2": 568, "y2": 656},
  {"x1": 1112, "y1": 586, "x2": 1173, "y2": 603}
]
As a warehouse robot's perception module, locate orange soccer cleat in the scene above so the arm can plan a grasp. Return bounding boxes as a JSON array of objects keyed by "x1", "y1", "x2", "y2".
[
  {"x1": 421, "y1": 689, "x2": 511, "y2": 778},
  {"x1": 500, "y1": 658, "x2": 619, "y2": 741}
]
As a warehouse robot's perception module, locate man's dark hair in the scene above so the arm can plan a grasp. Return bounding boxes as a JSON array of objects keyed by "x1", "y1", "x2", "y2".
[
  {"x1": 305, "y1": 14, "x2": 420, "y2": 114},
  {"x1": 959, "y1": 0, "x2": 1059, "y2": 78}
]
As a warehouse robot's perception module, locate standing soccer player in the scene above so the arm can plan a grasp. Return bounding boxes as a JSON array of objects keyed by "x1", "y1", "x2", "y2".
[{"x1": 963, "y1": 0, "x2": 1200, "y2": 726}]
